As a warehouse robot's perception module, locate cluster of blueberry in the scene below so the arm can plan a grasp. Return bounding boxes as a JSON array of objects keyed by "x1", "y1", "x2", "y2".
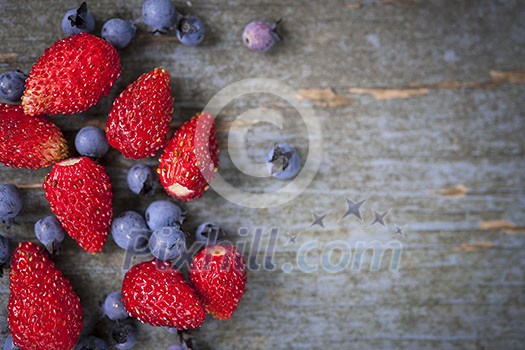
[
  {"x1": 0, "y1": 129, "x2": 227, "y2": 349},
  {"x1": 0, "y1": 182, "x2": 222, "y2": 349},
  {"x1": 0, "y1": 1, "x2": 301, "y2": 348},
  {"x1": 0, "y1": 137, "x2": 299, "y2": 271},
  {"x1": 61, "y1": 0, "x2": 200, "y2": 48},
  {"x1": 0, "y1": 0, "x2": 300, "y2": 182},
  {"x1": 63, "y1": 0, "x2": 281, "y2": 51},
  {"x1": 0, "y1": 0, "x2": 284, "y2": 107}
]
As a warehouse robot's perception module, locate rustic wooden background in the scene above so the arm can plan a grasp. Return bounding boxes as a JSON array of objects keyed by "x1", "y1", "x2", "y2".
[{"x1": 0, "y1": 0, "x2": 524, "y2": 349}]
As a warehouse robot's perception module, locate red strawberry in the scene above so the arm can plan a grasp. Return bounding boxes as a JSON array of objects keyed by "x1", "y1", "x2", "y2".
[
  {"x1": 190, "y1": 244, "x2": 247, "y2": 320},
  {"x1": 8, "y1": 242, "x2": 83, "y2": 350},
  {"x1": 157, "y1": 113, "x2": 219, "y2": 201},
  {"x1": 121, "y1": 259, "x2": 206, "y2": 330},
  {"x1": 22, "y1": 32, "x2": 121, "y2": 116},
  {"x1": 106, "y1": 68, "x2": 173, "y2": 159},
  {"x1": 0, "y1": 104, "x2": 68, "y2": 169},
  {"x1": 43, "y1": 157, "x2": 113, "y2": 253}
]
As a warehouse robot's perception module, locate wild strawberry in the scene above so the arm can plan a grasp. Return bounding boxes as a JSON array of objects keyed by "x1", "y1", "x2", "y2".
[
  {"x1": 43, "y1": 157, "x2": 113, "y2": 253},
  {"x1": 106, "y1": 68, "x2": 173, "y2": 159},
  {"x1": 22, "y1": 32, "x2": 121, "y2": 116},
  {"x1": 157, "y1": 113, "x2": 219, "y2": 201},
  {"x1": 0, "y1": 104, "x2": 68, "y2": 169},
  {"x1": 8, "y1": 242, "x2": 83, "y2": 350},
  {"x1": 190, "y1": 244, "x2": 247, "y2": 320},
  {"x1": 121, "y1": 259, "x2": 206, "y2": 330}
]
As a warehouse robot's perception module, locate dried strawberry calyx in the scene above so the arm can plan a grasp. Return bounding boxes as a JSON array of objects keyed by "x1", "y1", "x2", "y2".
[
  {"x1": 68, "y1": 2, "x2": 88, "y2": 28},
  {"x1": 177, "y1": 16, "x2": 198, "y2": 38},
  {"x1": 269, "y1": 143, "x2": 293, "y2": 175},
  {"x1": 270, "y1": 19, "x2": 284, "y2": 40}
]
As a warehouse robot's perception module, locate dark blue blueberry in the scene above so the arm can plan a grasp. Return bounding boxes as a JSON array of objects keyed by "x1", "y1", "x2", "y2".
[
  {"x1": 127, "y1": 164, "x2": 158, "y2": 196},
  {"x1": 0, "y1": 71, "x2": 26, "y2": 103},
  {"x1": 195, "y1": 222, "x2": 224, "y2": 245},
  {"x1": 148, "y1": 226, "x2": 186, "y2": 261},
  {"x1": 75, "y1": 126, "x2": 109, "y2": 158},
  {"x1": 74, "y1": 335, "x2": 108, "y2": 350},
  {"x1": 266, "y1": 143, "x2": 300, "y2": 180},
  {"x1": 111, "y1": 211, "x2": 151, "y2": 252},
  {"x1": 0, "y1": 234, "x2": 9, "y2": 253},
  {"x1": 0, "y1": 240, "x2": 8, "y2": 277},
  {"x1": 61, "y1": 2, "x2": 95, "y2": 36},
  {"x1": 111, "y1": 323, "x2": 137, "y2": 350},
  {"x1": 145, "y1": 200, "x2": 185, "y2": 230},
  {"x1": 34, "y1": 216, "x2": 65, "y2": 254},
  {"x1": 103, "y1": 291, "x2": 128, "y2": 321},
  {"x1": 176, "y1": 14, "x2": 205, "y2": 46},
  {"x1": 242, "y1": 19, "x2": 281, "y2": 52},
  {"x1": 0, "y1": 184, "x2": 22, "y2": 225},
  {"x1": 3, "y1": 335, "x2": 20, "y2": 350},
  {"x1": 142, "y1": 0, "x2": 177, "y2": 33},
  {"x1": 101, "y1": 18, "x2": 136, "y2": 49},
  {"x1": 0, "y1": 235, "x2": 10, "y2": 268}
]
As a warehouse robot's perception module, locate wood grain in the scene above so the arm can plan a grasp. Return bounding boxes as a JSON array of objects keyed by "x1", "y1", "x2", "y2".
[{"x1": 0, "y1": 0, "x2": 524, "y2": 349}]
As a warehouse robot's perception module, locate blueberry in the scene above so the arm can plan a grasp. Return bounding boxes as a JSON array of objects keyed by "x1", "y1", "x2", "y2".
[
  {"x1": 176, "y1": 14, "x2": 205, "y2": 46},
  {"x1": 0, "y1": 184, "x2": 22, "y2": 225},
  {"x1": 74, "y1": 336, "x2": 108, "y2": 350},
  {"x1": 0, "y1": 71, "x2": 26, "y2": 103},
  {"x1": 111, "y1": 323, "x2": 137, "y2": 350},
  {"x1": 101, "y1": 18, "x2": 136, "y2": 49},
  {"x1": 0, "y1": 235, "x2": 10, "y2": 267},
  {"x1": 145, "y1": 200, "x2": 185, "y2": 230},
  {"x1": 195, "y1": 222, "x2": 224, "y2": 245},
  {"x1": 111, "y1": 211, "x2": 151, "y2": 252},
  {"x1": 75, "y1": 126, "x2": 109, "y2": 158},
  {"x1": 266, "y1": 143, "x2": 300, "y2": 180},
  {"x1": 61, "y1": 2, "x2": 95, "y2": 37},
  {"x1": 103, "y1": 291, "x2": 128, "y2": 321},
  {"x1": 242, "y1": 19, "x2": 281, "y2": 52},
  {"x1": 127, "y1": 164, "x2": 158, "y2": 196},
  {"x1": 142, "y1": 0, "x2": 177, "y2": 33},
  {"x1": 3, "y1": 335, "x2": 20, "y2": 350},
  {"x1": 148, "y1": 226, "x2": 186, "y2": 261},
  {"x1": 34, "y1": 216, "x2": 65, "y2": 254}
]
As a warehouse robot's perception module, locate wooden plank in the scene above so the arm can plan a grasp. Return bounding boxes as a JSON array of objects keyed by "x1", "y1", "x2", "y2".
[{"x1": 0, "y1": 0, "x2": 524, "y2": 349}]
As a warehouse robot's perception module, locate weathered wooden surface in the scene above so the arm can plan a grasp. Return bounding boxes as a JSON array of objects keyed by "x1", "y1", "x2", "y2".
[{"x1": 0, "y1": 0, "x2": 524, "y2": 349}]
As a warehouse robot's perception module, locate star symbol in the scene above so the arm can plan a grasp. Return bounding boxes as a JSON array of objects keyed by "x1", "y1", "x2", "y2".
[
  {"x1": 370, "y1": 209, "x2": 389, "y2": 226},
  {"x1": 310, "y1": 211, "x2": 328, "y2": 228},
  {"x1": 285, "y1": 232, "x2": 298, "y2": 245},
  {"x1": 393, "y1": 225, "x2": 406, "y2": 238},
  {"x1": 341, "y1": 198, "x2": 366, "y2": 221}
]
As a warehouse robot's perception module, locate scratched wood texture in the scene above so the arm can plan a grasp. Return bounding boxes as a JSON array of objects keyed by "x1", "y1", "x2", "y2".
[{"x1": 0, "y1": 0, "x2": 524, "y2": 349}]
